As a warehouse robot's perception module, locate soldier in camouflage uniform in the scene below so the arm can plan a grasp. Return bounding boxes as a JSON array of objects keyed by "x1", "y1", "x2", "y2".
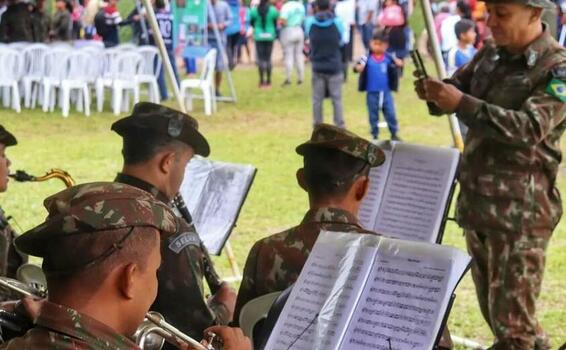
[
  {"x1": 111, "y1": 102, "x2": 236, "y2": 343},
  {"x1": 415, "y1": 0, "x2": 566, "y2": 347},
  {"x1": 0, "y1": 125, "x2": 27, "y2": 280},
  {"x1": 1, "y1": 182, "x2": 177, "y2": 350},
  {"x1": 234, "y1": 124, "x2": 385, "y2": 321},
  {"x1": 0, "y1": 182, "x2": 251, "y2": 350}
]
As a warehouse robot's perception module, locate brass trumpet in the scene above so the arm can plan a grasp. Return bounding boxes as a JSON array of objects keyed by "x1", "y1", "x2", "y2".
[
  {"x1": 0, "y1": 273, "x2": 217, "y2": 350},
  {"x1": 9, "y1": 169, "x2": 75, "y2": 188}
]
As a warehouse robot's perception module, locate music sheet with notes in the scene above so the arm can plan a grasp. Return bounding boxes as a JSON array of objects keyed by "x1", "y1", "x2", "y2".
[
  {"x1": 178, "y1": 156, "x2": 256, "y2": 255},
  {"x1": 265, "y1": 231, "x2": 470, "y2": 350},
  {"x1": 357, "y1": 142, "x2": 460, "y2": 243}
]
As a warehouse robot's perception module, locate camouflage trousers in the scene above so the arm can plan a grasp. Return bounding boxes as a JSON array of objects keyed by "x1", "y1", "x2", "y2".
[{"x1": 465, "y1": 229, "x2": 552, "y2": 350}]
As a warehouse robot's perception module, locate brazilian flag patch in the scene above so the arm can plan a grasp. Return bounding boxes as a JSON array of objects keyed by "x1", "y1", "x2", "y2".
[{"x1": 546, "y1": 78, "x2": 566, "y2": 102}]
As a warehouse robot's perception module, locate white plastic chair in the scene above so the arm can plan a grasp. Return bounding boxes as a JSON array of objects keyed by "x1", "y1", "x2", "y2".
[
  {"x1": 22, "y1": 43, "x2": 49, "y2": 108},
  {"x1": 74, "y1": 40, "x2": 105, "y2": 50},
  {"x1": 95, "y1": 48, "x2": 120, "y2": 112},
  {"x1": 115, "y1": 43, "x2": 138, "y2": 51},
  {"x1": 96, "y1": 51, "x2": 142, "y2": 115},
  {"x1": 136, "y1": 45, "x2": 161, "y2": 103},
  {"x1": 0, "y1": 49, "x2": 24, "y2": 113},
  {"x1": 60, "y1": 51, "x2": 91, "y2": 117},
  {"x1": 239, "y1": 292, "x2": 282, "y2": 344},
  {"x1": 41, "y1": 49, "x2": 70, "y2": 112},
  {"x1": 8, "y1": 42, "x2": 30, "y2": 51},
  {"x1": 180, "y1": 49, "x2": 217, "y2": 116}
]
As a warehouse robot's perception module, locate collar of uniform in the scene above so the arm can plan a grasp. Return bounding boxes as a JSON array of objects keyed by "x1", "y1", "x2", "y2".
[
  {"x1": 301, "y1": 207, "x2": 361, "y2": 227},
  {"x1": 34, "y1": 301, "x2": 141, "y2": 350},
  {"x1": 496, "y1": 25, "x2": 552, "y2": 67},
  {"x1": 114, "y1": 173, "x2": 170, "y2": 204}
]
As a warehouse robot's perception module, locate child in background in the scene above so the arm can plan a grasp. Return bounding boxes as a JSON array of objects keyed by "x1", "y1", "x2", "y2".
[
  {"x1": 354, "y1": 30, "x2": 403, "y2": 141},
  {"x1": 446, "y1": 18, "x2": 477, "y2": 75}
]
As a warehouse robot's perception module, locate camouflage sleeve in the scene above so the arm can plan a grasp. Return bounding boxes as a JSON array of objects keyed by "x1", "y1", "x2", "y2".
[
  {"x1": 232, "y1": 241, "x2": 262, "y2": 326},
  {"x1": 456, "y1": 64, "x2": 566, "y2": 146}
]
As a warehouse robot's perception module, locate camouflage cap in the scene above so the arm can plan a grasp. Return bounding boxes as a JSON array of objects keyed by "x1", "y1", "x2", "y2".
[
  {"x1": 0, "y1": 125, "x2": 17, "y2": 147},
  {"x1": 296, "y1": 124, "x2": 385, "y2": 167},
  {"x1": 15, "y1": 182, "x2": 179, "y2": 257},
  {"x1": 111, "y1": 102, "x2": 210, "y2": 157},
  {"x1": 483, "y1": 0, "x2": 555, "y2": 8}
]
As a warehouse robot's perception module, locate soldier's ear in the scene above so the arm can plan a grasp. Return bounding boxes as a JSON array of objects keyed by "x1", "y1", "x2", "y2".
[
  {"x1": 353, "y1": 175, "x2": 369, "y2": 202},
  {"x1": 118, "y1": 263, "x2": 137, "y2": 300},
  {"x1": 157, "y1": 150, "x2": 177, "y2": 175},
  {"x1": 529, "y1": 7, "x2": 542, "y2": 22},
  {"x1": 296, "y1": 168, "x2": 308, "y2": 192}
]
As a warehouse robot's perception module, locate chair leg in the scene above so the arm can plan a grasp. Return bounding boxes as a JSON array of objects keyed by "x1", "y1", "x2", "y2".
[
  {"x1": 96, "y1": 81, "x2": 104, "y2": 112},
  {"x1": 113, "y1": 85, "x2": 122, "y2": 116},
  {"x1": 203, "y1": 88, "x2": 211, "y2": 116},
  {"x1": 83, "y1": 86, "x2": 90, "y2": 117},
  {"x1": 42, "y1": 83, "x2": 50, "y2": 112},
  {"x1": 12, "y1": 82, "x2": 21, "y2": 113},
  {"x1": 24, "y1": 79, "x2": 31, "y2": 109},
  {"x1": 61, "y1": 85, "x2": 70, "y2": 118}
]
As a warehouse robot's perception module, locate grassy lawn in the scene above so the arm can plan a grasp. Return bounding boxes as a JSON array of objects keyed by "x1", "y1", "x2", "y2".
[{"x1": 1, "y1": 60, "x2": 565, "y2": 348}]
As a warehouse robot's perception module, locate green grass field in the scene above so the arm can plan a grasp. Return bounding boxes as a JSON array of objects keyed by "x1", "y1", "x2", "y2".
[{"x1": 1, "y1": 59, "x2": 565, "y2": 347}]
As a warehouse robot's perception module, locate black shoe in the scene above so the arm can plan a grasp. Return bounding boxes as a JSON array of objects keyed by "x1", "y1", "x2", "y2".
[
  {"x1": 282, "y1": 80, "x2": 291, "y2": 87},
  {"x1": 297, "y1": 80, "x2": 303, "y2": 85},
  {"x1": 391, "y1": 134, "x2": 402, "y2": 142},
  {"x1": 215, "y1": 91, "x2": 223, "y2": 98}
]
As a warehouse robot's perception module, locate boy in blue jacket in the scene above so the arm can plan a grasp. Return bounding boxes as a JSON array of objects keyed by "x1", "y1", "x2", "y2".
[{"x1": 355, "y1": 30, "x2": 403, "y2": 140}]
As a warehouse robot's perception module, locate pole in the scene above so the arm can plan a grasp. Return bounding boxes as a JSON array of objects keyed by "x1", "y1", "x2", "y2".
[
  {"x1": 141, "y1": 0, "x2": 186, "y2": 113},
  {"x1": 419, "y1": 0, "x2": 464, "y2": 152}
]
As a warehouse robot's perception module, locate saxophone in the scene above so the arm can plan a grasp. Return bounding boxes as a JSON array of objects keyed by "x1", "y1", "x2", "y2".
[{"x1": 9, "y1": 169, "x2": 75, "y2": 188}]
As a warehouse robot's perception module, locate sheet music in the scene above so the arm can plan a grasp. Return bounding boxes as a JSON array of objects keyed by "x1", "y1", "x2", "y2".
[
  {"x1": 265, "y1": 233, "x2": 378, "y2": 350},
  {"x1": 358, "y1": 141, "x2": 394, "y2": 231},
  {"x1": 179, "y1": 156, "x2": 256, "y2": 255},
  {"x1": 373, "y1": 143, "x2": 459, "y2": 242},
  {"x1": 340, "y1": 238, "x2": 467, "y2": 350}
]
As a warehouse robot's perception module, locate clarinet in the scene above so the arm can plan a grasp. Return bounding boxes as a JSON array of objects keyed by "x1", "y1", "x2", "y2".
[{"x1": 173, "y1": 194, "x2": 223, "y2": 294}]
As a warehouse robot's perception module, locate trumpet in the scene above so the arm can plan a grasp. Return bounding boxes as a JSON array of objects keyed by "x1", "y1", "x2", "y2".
[
  {"x1": 0, "y1": 273, "x2": 217, "y2": 350},
  {"x1": 9, "y1": 169, "x2": 75, "y2": 188}
]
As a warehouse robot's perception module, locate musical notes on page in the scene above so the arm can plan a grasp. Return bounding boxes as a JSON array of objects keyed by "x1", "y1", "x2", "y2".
[
  {"x1": 373, "y1": 143, "x2": 459, "y2": 243},
  {"x1": 266, "y1": 234, "x2": 378, "y2": 350}
]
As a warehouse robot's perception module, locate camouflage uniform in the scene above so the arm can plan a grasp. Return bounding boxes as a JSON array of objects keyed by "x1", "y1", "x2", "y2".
[
  {"x1": 0, "y1": 125, "x2": 27, "y2": 281},
  {"x1": 112, "y1": 102, "x2": 228, "y2": 341},
  {"x1": 444, "y1": 5, "x2": 566, "y2": 348},
  {"x1": 234, "y1": 207, "x2": 376, "y2": 323},
  {"x1": 1, "y1": 300, "x2": 141, "y2": 350},
  {"x1": 1, "y1": 182, "x2": 179, "y2": 350},
  {"x1": 234, "y1": 124, "x2": 385, "y2": 322}
]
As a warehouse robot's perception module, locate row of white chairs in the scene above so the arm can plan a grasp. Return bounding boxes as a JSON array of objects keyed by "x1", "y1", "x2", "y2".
[
  {"x1": 0, "y1": 41, "x2": 219, "y2": 116},
  {"x1": 0, "y1": 43, "x2": 162, "y2": 116}
]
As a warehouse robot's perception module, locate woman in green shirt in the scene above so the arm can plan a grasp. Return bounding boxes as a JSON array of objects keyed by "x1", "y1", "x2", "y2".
[{"x1": 249, "y1": 0, "x2": 279, "y2": 88}]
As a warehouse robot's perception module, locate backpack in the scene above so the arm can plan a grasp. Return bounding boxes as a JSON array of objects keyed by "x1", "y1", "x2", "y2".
[{"x1": 94, "y1": 8, "x2": 107, "y2": 37}]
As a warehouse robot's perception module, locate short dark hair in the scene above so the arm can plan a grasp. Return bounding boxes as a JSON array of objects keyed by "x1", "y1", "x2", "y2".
[
  {"x1": 372, "y1": 29, "x2": 389, "y2": 43},
  {"x1": 303, "y1": 147, "x2": 370, "y2": 200},
  {"x1": 454, "y1": 19, "x2": 475, "y2": 40},
  {"x1": 44, "y1": 226, "x2": 158, "y2": 289},
  {"x1": 316, "y1": 0, "x2": 330, "y2": 11},
  {"x1": 155, "y1": 0, "x2": 165, "y2": 9},
  {"x1": 121, "y1": 130, "x2": 188, "y2": 165}
]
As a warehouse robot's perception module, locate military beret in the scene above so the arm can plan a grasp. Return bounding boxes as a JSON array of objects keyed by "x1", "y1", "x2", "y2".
[
  {"x1": 0, "y1": 125, "x2": 17, "y2": 147},
  {"x1": 16, "y1": 182, "x2": 179, "y2": 257},
  {"x1": 111, "y1": 102, "x2": 210, "y2": 157},
  {"x1": 483, "y1": 0, "x2": 555, "y2": 9},
  {"x1": 296, "y1": 124, "x2": 386, "y2": 167}
]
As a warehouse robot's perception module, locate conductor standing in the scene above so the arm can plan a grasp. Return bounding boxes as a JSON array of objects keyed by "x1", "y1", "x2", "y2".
[{"x1": 415, "y1": 0, "x2": 566, "y2": 348}]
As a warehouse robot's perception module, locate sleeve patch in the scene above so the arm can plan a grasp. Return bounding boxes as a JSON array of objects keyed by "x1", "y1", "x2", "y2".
[
  {"x1": 546, "y1": 78, "x2": 566, "y2": 102},
  {"x1": 551, "y1": 66, "x2": 566, "y2": 80}
]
